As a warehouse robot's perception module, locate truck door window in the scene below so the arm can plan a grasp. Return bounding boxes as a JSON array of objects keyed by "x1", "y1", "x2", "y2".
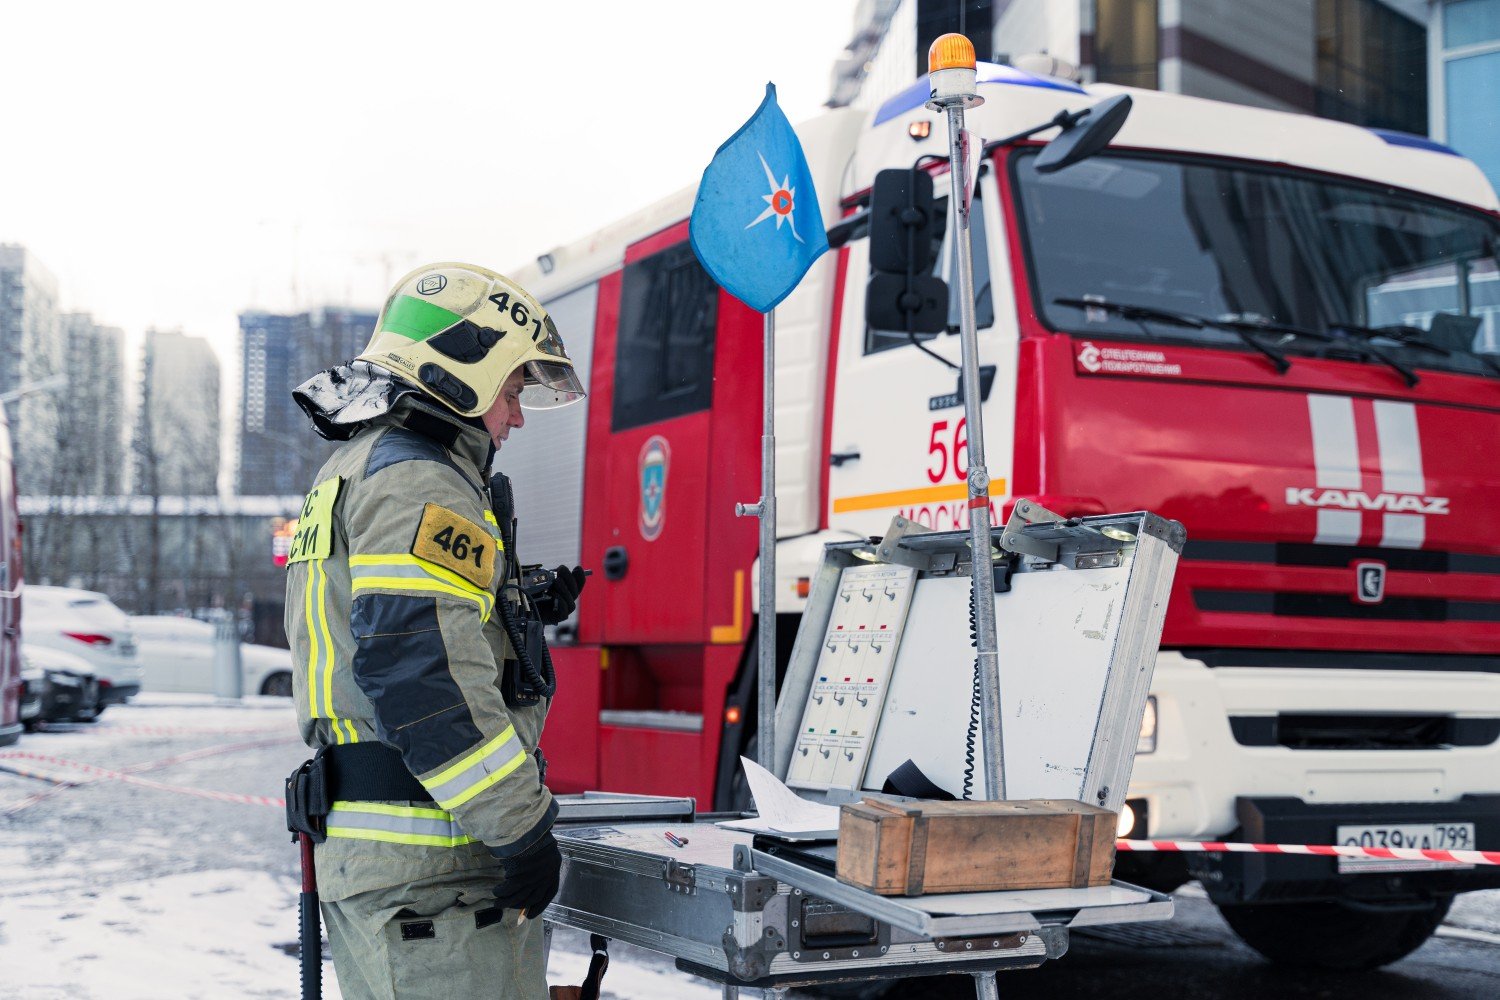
[
  {"x1": 864, "y1": 188, "x2": 995, "y2": 355},
  {"x1": 612, "y1": 242, "x2": 719, "y2": 431}
]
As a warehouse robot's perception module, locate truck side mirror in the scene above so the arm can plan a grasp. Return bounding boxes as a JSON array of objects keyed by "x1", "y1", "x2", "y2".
[
  {"x1": 865, "y1": 168, "x2": 949, "y2": 335},
  {"x1": 1034, "y1": 94, "x2": 1132, "y2": 174}
]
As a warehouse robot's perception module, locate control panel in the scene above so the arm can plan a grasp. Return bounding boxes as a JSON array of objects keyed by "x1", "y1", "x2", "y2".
[{"x1": 786, "y1": 564, "x2": 917, "y2": 791}]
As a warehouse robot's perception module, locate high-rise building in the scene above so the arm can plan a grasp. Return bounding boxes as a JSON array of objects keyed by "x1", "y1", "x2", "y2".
[
  {"x1": 133, "y1": 328, "x2": 220, "y2": 497},
  {"x1": 830, "y1": 1, "x2": 1429, "y2": 136},
  {"x1": 237, "y1": 307, "x2": 376, "y2": 496},
  {"x1": 0, "y1": 244, "x2": 64, "y2": 496},
  {"x1": 1429, "y1": 0, "x2": 1500, "y2": 188},
  {"x1": 58, "y1": 313, "x2": 127, "y2": 496}
]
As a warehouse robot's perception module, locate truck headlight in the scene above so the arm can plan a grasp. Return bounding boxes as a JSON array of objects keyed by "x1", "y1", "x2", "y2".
[
  {"x1": 1117, "y1": 798, "x2": 1148, "y2": 838},
  {"x1": 1137, "y1": 696, "x2": 1157, "y2": 755}
]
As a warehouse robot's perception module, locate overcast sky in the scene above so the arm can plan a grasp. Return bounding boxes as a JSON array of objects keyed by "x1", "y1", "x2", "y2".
[{"x1": 0, "y1": 0, "x2": 860, "y2": 373}]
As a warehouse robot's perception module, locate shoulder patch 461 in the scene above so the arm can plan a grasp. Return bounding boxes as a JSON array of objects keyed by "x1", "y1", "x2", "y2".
[
  {"x1": 412, "y1": 504, "x2": 494, "y2": 589},
  {"x1": 287, "y1": 476, "x2": 343, "y2": 564}
]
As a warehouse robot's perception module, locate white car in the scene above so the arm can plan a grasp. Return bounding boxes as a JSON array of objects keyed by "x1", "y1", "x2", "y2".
[
  {"x1": 22, "y1": 586, "x2": 142, "y2": 705},
  {"x1": 129, "y1": 615, "x2": 294, "y2": 697}
]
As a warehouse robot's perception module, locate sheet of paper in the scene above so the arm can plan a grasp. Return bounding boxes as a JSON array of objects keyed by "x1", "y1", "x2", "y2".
[{"x1": 716, "y1": 757, "x2": 842, "y2": 838}]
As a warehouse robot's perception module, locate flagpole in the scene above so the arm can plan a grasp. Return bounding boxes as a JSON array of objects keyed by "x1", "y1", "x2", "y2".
[
  {"x1": 756, "y1": 307, "x2": 777, "y2": 772},
  {"x1": 737, "y1": 307, "x2": 777, "y2": 773},
  {"x1": 694, "y1": 81, "x2": 824, "y2": 779}
]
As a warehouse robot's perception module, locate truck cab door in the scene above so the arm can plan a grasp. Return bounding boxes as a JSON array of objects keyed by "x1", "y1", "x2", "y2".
[
  {"x1": 826, "y1": 170, "x2": 1018, "y2": 536},
  {"x1": 583, "y1": 222, "x2": 760, "y2": 645}
]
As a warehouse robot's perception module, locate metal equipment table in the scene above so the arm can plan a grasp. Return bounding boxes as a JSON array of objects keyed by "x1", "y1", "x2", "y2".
[{"x1": 545, "y1": 803, "x2": 1171, "y2": 996}]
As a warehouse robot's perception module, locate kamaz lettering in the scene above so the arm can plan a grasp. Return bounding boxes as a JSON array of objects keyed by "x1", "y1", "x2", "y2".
[{"x1": 1285, "y1": 487, "x2": 1450, "y2": 515}]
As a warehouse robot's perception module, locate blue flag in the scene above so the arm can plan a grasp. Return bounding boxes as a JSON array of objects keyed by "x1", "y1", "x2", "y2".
[{"x1": 690, "y1": 83, "x2": 828, "y2": 314}]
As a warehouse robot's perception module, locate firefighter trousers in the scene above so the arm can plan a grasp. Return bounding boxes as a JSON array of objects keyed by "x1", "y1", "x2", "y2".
[{"x1": 321, "y1": 866, "x2": 547, "y2": 1000}]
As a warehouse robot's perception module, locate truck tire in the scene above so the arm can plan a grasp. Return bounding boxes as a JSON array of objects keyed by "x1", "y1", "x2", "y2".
[{"x1": 1217, "y1": 895, "x2": 1452, "y2": 970}]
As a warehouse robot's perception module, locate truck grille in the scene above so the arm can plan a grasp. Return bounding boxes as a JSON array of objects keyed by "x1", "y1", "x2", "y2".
[
  {"x1": 1185, "y1": 541, "x2": 1500, "y2": 623},
  {"x1": 1229, "y1": 714, "x2": 1500, "y2": 750}
]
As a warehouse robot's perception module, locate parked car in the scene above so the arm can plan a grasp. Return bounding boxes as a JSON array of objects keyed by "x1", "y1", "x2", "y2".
[
  {"x1": 129, "y1": 615, "x2": 294, "y2": 696},
  {"x1": 21, "y1": 586, "x2": 142, "y2": 706},
  {"x1": 19, "y1": 645, "x2": 101, "y2": 727}
]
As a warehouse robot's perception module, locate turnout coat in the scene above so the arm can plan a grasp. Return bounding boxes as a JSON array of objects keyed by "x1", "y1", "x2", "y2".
[{"x1": 285, "y1": 391, "x2": 554, "y2": 902}]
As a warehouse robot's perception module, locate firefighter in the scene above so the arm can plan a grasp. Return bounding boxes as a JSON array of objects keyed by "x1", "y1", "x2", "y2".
[{"x1": 284, "y1": 262, "x2": 587, "y2": 999}]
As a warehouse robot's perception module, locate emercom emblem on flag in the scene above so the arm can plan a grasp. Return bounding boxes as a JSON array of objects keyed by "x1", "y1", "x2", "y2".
[{"x1": 690, "y1": 83, "x2": 829, "y2": 314}]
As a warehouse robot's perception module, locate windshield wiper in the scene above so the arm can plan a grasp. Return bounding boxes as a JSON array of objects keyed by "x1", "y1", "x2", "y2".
[
  {"x1": 1318, "y1": 325, "x2": 1422, "y2": 388},
  {"x1": 1208, "y1": 315, "x2": 1421, "y2": 388},
  {"x1": 1334, "y1": 322, "x2": 1500, "y2": 378},
  {"x1": 1052, "y1": 297, "x2": 1432, "y2": 386},
  {"x1": 1053, "y1": 297, "x2": 1292, "y2": 374}
]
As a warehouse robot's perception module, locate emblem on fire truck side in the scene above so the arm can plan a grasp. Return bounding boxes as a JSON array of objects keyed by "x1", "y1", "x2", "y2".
[
  {"x1": 1354, "y1": 561, "x2": 1387, "y2": 604},
  {"x1": 1073, "y1": 340, "x2": 1182, "y2": 376},
  {"x1": 639, "y1": 435, "x2": 670, "y2": 542}
]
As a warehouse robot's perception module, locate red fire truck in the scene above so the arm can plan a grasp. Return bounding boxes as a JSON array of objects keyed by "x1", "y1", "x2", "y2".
[{"x1": 504, "y1": 65, "x2": 1500, "y2": 967}]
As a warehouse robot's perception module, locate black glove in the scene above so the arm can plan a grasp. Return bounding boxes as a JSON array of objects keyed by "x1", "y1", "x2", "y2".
[
  {"x1": 492, "y1": 830, "x2": 562, "y2": 919},
  {"x1": 535, "y1": 565, "x2": 587, "y2": 625}
]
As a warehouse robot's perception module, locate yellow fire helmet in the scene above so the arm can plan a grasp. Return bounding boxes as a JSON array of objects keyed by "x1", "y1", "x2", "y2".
[{"x1": 357, "y1": 262, "x2": 585, "y2": 417}]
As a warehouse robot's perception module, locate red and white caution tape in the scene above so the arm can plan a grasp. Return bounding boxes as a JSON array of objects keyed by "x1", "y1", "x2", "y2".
[
  {"x1": 43, "y1": 723, "x2": 288, "y2": 737},
  {"x1": 0, "y1": 749, "x2": 286, "y2": 810},
  {"x1": 1117, "y1": 838, "x2": 1500, "y2": 867}
]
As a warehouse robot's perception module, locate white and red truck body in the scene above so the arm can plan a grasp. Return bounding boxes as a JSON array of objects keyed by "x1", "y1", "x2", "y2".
[{"x1": 501, "y1": 67, "x2": 1500, "y2": 907}]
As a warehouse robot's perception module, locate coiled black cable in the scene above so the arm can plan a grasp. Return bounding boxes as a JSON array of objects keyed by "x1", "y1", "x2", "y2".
[{"x1": 962, "y1": 579, "x2": 980, "y2": 800}]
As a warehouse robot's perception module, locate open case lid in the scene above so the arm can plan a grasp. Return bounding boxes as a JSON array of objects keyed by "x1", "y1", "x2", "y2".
[{"x1": 770, "y1": 511, "x2": 1183, "y2": 814}]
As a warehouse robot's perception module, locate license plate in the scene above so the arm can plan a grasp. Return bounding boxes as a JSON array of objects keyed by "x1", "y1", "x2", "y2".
[{"x1": 1335, "y1": 822, "x2": 1476, "y2": 873}]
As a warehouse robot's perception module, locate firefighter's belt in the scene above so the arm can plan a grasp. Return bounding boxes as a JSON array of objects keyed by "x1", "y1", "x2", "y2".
[
  {"x1": 324, "y1": 742, "x2": 436, "y2": 804},
  {"x1": 286, "y1": 742, "x2": 436, "y2": 843}
]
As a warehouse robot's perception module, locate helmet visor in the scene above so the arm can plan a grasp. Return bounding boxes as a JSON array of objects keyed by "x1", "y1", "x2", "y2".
[{"x1": 520, "y1": 359, "x2": 586, "y2": 409}]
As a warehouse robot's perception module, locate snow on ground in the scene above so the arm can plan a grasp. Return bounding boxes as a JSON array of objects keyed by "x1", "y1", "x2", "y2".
[
  {"x1": 0, "y1": 697, "x2": 731, "y2": 998},
  {"x1": 5, "y1": 696, "x2": 1499, "y2": 998},
  {"x1": 0, "y1": 868, "x2": 338, "y2": 1000},
  {"x1": 0, "y1": 863, "x2": 721, "y2": 1000}
]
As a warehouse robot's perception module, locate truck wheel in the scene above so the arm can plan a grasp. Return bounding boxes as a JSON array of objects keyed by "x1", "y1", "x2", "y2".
[
  {"x1": 1217, "y1": 895, "x2": 1452, "y2": 970},
  {"x1": 260, "y1": 672, "x2": 293, "y2": 697}
]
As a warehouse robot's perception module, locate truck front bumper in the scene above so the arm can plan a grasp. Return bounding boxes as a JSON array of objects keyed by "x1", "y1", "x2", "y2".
[{"x1": 1189, "y1": 795, "x2": 1500, "y2": 905}]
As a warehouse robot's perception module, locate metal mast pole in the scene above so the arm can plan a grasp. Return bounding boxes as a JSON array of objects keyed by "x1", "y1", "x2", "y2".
[
  {"x1": 756, "y1": 309, "x2": 777, "y2": 770},
  {"x1": 929, "y1": 37, "x2": 1005, "y2": 800},
  {"x1": 738, "y1": 309, "x2": 778, "y2": 772}
]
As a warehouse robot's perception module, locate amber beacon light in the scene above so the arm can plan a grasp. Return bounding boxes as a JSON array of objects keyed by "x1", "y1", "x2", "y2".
[
  {"x1": 929, "y1": 32, "x2": 976, "y2": 72},
  {"x1": 926, "y1": 33, "x2": 983, "y2": 110}
]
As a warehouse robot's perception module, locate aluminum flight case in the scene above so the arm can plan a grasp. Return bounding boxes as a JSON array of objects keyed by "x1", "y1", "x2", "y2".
[
  {"x1": 545, "y1": 512, "x2": 1184, "y2": 990},
  {"x1": 549, "y1": 816, "x2": 1172, "y2": 989}
]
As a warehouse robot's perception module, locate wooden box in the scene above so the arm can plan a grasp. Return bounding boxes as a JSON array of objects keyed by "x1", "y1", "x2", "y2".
[{"x1": 835, "y1": 797, "x2": 1117, "y2": 896}]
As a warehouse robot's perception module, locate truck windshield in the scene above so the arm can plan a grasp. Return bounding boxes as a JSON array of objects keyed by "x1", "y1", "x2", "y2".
[{"x1": 1012, "y1": 150, "x2": 1500, "y2": 378}]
